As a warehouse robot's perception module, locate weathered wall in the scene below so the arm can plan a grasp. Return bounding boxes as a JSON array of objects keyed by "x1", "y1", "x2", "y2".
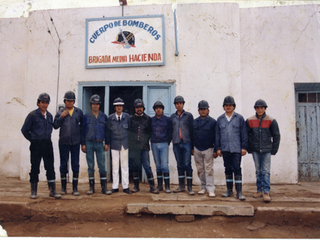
[
  {"x1": 1, "y1": 3, "x2": 319, "y2": 185},
  {"x1": 0, "y1": 18, "x2": 28, "y2": 177},
  {"x1": 240, "y1": 4, "x2": 320, "y2": 184}
]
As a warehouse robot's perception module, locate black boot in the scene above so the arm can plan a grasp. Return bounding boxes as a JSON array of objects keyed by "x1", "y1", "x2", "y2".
[
  {"x1": 163, "y1": 172, "x2": 171, "y2": 193},
  {"x1": 222, "y1": 174, "x2": 234, "y2": 197},
  {"x1": 147, "y1": 173, "x2": 159, "y2": 194},
  {"x1": 87, "y1": 173, "x2": 95, "y2": 195},
  {"x1": 131, "y1": 172, "x2": 140, "y2": 193},
  {"x1": 60, "y1": 173, "x2": 67, "y2": 195},
  {"x1": 48, "y1": 181, "x2": 62, "y2": 199},
  {"x1": 72, "y1": 172, "x2": 80, "y2": 196},
  {"x1": 186, "y1": 172, "x2": 195, "y2": 195},
  {"x1": 173, "y1": 172, "x2": 186, "y2": 193},
  {"x1": 100, "y1": 173, "x2": 111, "y2": 195},
  {"x1": 30, "y1": 182, "x2": 38, "y2": 199},
  {"x1": 156, "y1": 171, "x2": 163, "y2": 191},
  {"x1": 235, "y1": 175, "x2": 246, "y2": 201}
]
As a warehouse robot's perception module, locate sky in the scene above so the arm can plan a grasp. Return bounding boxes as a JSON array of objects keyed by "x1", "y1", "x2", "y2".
[{"x1": 0, "y1": 0, "x2": 317, "y2": 18}]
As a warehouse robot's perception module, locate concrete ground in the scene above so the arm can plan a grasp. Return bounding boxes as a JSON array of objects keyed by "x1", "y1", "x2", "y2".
[{"x1": 0, "y1": 177, "x2": 320, "y2": 237}]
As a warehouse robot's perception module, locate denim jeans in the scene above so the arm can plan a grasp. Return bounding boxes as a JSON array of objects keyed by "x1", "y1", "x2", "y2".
[
  {"x1": 85, "y1": 141, "x2": 106, "y2": 174},
  {"x1": 151, "y1": 142, "x2": 169, "y2": 173},
  {"x1": 59, "y1": 144, "x2": 80, "y2": 174},
  {"x1": 173, "y1": 141, "x2": 192, "y2": 173},
  {"x1": 222, "y1": 152, "x2": 242, "y2": 176},
  {"x1": 252, "y1": 152, "x2": 271, "y2": 193},
  {"x1": 130, "y1": 149, "x2": 153, "y2": 175}
]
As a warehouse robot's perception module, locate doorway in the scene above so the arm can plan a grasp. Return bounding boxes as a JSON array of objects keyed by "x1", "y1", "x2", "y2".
[
  {"x1": 78, "y1": 81, "x2": 176, "y2": 182},
  {"x1": 295, "y1": 83, "x2": 320, "y2": 181},
  {"x1": 82, "y1": 86, "x2": 105, "y2": 115},
  {"x1": 109, "y1": 86, "x2": 142, "y2": 116}
]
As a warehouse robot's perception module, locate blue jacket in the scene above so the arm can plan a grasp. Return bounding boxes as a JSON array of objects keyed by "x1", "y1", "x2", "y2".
[
  {"x1": 171, "y1": 110, "x2": 194, "y2": 145},
  {"x1": 81, "y1": 111, "x2": 110, "y2": 145},
  {"x1": 193, "y1": 115, "x2": 216, "y2": 151},
  {"x1": 21, "y1": 108, "x2": 53, "y2": 141},
  {"x1": 108, "y1": 112, "x2": 131, "y2": 150},
  {"x1": 151, "y1": 114, "x2": 172, "y2": 144},
  {"x1": 215, "y1": 112, "x2": 248, "y2": 153},
  {"x1": 53, "y1": 107, "x2": 83, "y2": 145}
]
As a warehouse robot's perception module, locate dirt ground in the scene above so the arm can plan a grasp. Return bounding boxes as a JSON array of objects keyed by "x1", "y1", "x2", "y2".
[
  {"x1": 3, "y1": 214, "x2": 320, "y2": 238},
  {"x1": 1, "y1": 179, "x2": 320, "y2": 238}
]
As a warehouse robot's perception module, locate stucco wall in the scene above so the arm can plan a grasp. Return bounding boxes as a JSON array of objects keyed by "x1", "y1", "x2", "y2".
[
  {"x1": 0, "y1": 18, "x2": 28, "y2": 177},
  {"x1": 1, "y1": 3, "x2": 318, "y2": 185},
  {"x1": 240, "y1": 4, "x2": 320, "y2": 184}
]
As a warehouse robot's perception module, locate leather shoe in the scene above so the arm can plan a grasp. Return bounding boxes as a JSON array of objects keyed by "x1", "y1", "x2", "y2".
[
  {"x1": 111, "y1": 188, "x2": 119, "y2": 193},
  {"x1": 123, "y1": 188, "x2": 132, "y2": 194}
]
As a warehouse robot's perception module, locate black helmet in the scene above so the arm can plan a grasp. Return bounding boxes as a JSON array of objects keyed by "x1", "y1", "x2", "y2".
[
  {"x1": 198, "y1": 100, "x2": 209, "y2": 109},
  {"x1": 38, "y1": 93, "x2": 50, "y2": 102},
  {"x1": 153, "y1": 101, "x2": 165, "y2": 110},
  {"x1": 134, "y1": 98, "x2": 145, "y2": 108},
  {"x1": 113, "y1": 97, "x2": 124, "y2": 106},
  {"x1": 254, "y1": 99, "x2": 268, "y2": 108},
  {"x1": 90, "y1": 94, "x2": 101, "y2": 104},
  {"x1": 223, "y1": 96, "x2": 236, "y2": 108},
  {"x1": 174, "y1": 96, "x2": 185, "y2": 104},
  {"x1": 64, "y1": 91, "x2": 76, "y2": 101}
]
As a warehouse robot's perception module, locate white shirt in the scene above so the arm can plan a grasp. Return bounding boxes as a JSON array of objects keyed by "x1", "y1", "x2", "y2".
[
  {"x1": 225, "y1": 112, "x2": 234, "y2": 122},
  {"x1": 116, "y1": 113, "x2": 122, "y2": 121}
]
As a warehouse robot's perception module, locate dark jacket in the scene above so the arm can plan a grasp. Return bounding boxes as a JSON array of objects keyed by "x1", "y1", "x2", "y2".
[
  {"x1": 53, "y1": 107, "x2": 83, "y2": 145},
  {"x1": 246, "y1": 113, "x2": 280, "y2": 155},
  {"x1": 215, "y1": 112, "x2": 248, "y2": 153},
  {"x1": 129, "y1": 113, "x2": 152, "y2": 151},
  {"x1": 171, "y1": 110, "x2": 194, "y2": 145},
  {"x1": 151, "y1": 114, "x2": 172, "y2": 144},
  {"x1": 21, "y1": 108, "x2": 53, "y2": 141},
  {"x1": 81, "y1": 111, "x2": 110, "y2": 145},
  {"x1": 193, "y1": 115, "x2": 216, "y2": 151},
  {"x1": 108, "y1": 112, "x2": 131, "y2": 150}
]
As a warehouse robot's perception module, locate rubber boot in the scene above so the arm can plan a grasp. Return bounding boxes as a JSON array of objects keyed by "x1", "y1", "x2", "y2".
[
  {"x1": 147, "y1": 173, "x2": 159, "y2": 194},
  {"x1": 163, "y1": 172, "x2": 171, "y2": 193},
  {"x1": 222, "y1": 174, "x2": 234, "y2": 197},
  {"x1": 173, "y1": 172, "x2": 186, "y2": 193},
  {"x1": 131, "y1": 172, "x2": 140, "y2": 193},
  {"x1": 100, "y1": 173, "x2": 111, "y2": 195},
  {"x1": 30, "y1": 182, "x2": 38, "y2": 199},
  {"x1": 87, "y1": 173, "x2": 95, "y2": 195},
  {"x1": 72, "y1": 172, "x2": 80, "y2": 196},
  {"x1": 186, "y1": 172, "x2": 195, "y2": 195},
  {"x1": 235, "y1": 175, "x2": 246, "y2": 201},
  {"x1": 48, "y1": 181, "x2": 62, "y2": 199},
  {"x1": 156, "y1": 171, "x2": 163, "y2": 191},
  {"x1": 60, "y1": 173, "x2": 67, "y2": 195}
]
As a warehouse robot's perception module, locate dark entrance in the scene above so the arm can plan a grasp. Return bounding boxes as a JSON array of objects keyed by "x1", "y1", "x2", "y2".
[
  {"x1": 82, "y1": 86, "x2": 105, "y2": 115},
  {"x1": 109, "y1": 86, "x2": 144, "y2": 182},
  {"x1": 109, "y1": 86, "x2": 143, "y2": 116}
]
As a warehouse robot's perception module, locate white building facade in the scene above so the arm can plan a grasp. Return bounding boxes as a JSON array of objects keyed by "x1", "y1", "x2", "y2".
[{"x1": 1, "y1": 3, "x2": 319, "y2": 184}]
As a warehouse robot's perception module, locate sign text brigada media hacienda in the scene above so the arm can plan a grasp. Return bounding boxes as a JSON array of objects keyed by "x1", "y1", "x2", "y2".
[{"x1": 85, "y1": 15, "x2": 165, "y2": 68}]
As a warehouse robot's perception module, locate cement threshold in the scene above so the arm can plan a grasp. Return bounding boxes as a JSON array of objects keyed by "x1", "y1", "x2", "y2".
[{"x1": 126, "y1": 202, "x2": 254, "y2": 216}]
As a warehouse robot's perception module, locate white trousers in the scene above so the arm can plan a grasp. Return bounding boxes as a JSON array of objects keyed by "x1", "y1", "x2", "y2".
[{"x1": 111, "y1": 146, "x2": 129, "y2": 190}]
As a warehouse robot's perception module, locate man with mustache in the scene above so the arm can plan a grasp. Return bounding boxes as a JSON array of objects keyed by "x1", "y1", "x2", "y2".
[{"x1": 130, "y1": 98, "x2": 159, "y2": 194}]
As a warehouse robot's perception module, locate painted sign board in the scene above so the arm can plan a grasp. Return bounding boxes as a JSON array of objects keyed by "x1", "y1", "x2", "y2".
[{"x1": 85, "y1": 15, "x2": 165, "y2": 68}]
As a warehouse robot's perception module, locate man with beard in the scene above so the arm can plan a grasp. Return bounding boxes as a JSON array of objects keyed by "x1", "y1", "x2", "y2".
[{"x1": 130, "y1": 99, "x2": 159, "y2": 194}]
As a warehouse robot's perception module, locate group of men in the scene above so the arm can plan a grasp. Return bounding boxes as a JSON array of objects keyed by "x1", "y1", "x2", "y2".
[{"x1": 21, "y1": 91, "x2": 280, "y2": 203}]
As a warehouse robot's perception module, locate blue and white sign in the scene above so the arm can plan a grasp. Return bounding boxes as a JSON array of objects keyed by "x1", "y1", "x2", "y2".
[{"x1": 85, "y1": 15, "x2": 165, "y2": 68}]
